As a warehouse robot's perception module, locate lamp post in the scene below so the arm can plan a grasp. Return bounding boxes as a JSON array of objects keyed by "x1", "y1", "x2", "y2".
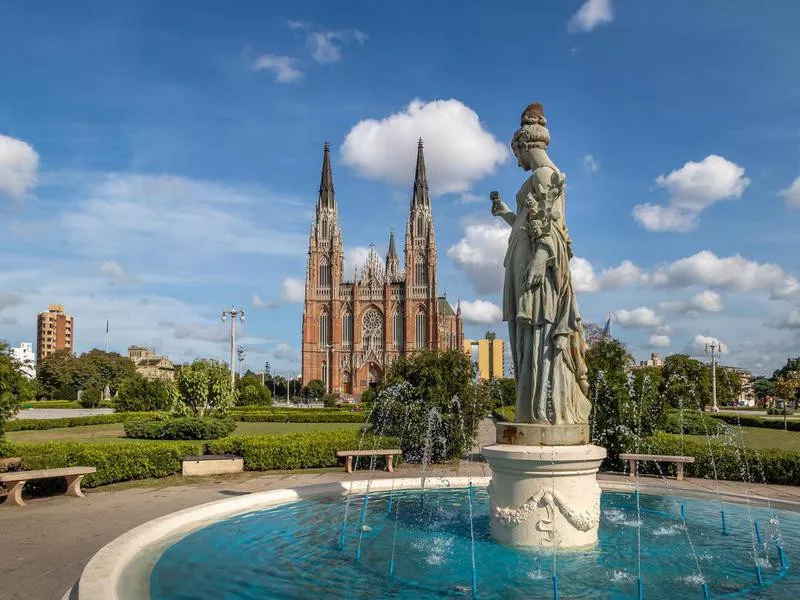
[
  {"x1": 221, "y1": 307, "x2": 245, "y2": 391},
  {"x1": 705, "y1": 341, "x2": 719, "y2": 413}
]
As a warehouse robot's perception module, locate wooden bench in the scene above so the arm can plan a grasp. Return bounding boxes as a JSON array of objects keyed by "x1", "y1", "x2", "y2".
[
  {"x1": 0, "y1": 466, "x2": 96, "y2": 507},
  {"x1": 619, "y1": 453, "x2": 695, "y2": 481},
  {"x1": 336, "y1": 449, "x2": 401, "y2": 474}
]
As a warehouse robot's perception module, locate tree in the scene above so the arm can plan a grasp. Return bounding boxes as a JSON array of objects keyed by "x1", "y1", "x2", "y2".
[
  {"x1": 237, "y1": 377, "x2": 272, "y2": 406},
  {"x1": 715, "y1": 366, "x2": 743, "y2": 407},
  {"x1": 116, "y1": 373, "x2": 178, "y2": 412},
  {"x1": 773, "y1": 357, "x2": 800, "y2": 381},
  {"x1": 659, "y1": 354, "x2": 711, "y2": 410},
  {"x1": 174, "y1": 359, "x2": 235, "y2": 417},
  {"x1": 586, "y1": 339, "x2": 665, "y2": 467},
  {"x1": 302, "y1": 379, "x2": 326, "y2": 400},
  {"x1": 1, "y1": 341, "x2": 34, "y2": 436},
  {"x1": 582, "y1": 321, "x2": 608, "y2": 346},
  {"x1": 752, "y1": 376, "x2": 777, "y2": 401},
  {"x1": 36, "y1": 349, "x2": 79, "y2": 399},
  {"x1": 777, "y1": 371, "x2": 800, "y2": 409},
  {"x1": 368, "y1": 349, "x2": 492, "y2": 463},
  {"x1": 78, "y1": 349, "x2": 136, "y2": 394}
]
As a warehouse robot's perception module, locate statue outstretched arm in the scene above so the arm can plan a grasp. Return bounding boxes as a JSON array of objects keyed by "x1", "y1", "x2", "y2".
[{"x1": 490, "y1": 191, "x2": 516, "y2": 227}]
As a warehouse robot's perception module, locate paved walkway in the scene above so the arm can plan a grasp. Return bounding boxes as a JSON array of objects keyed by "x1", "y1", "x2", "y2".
[{"x1": 1, "y1": 459, "x2": 799, "y2": 600}]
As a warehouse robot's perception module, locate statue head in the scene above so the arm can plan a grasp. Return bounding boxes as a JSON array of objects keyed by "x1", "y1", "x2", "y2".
[{"x1": 511, "y1": 103, "x2": 551, "y2": 171}]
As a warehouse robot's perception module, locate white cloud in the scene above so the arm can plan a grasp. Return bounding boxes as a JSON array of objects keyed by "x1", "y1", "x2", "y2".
[
  {"x1": 446, "y1": 220, "x2": 508, "y2": 293},
  {"x1": 287, "y1": 21, "x2": 367, "y2": 64},
  {"x1": 778, "y1": 176, "x2": 800, "y2": 208},
  {"x1": 252, "y1": 293, "x2": 272, "y2": 309},
  {"x1": 693, "y1": 334, "x2": 728, "y2": 355},
  {"x1": 613, "y1": 307, "x2": 663, "y2": 329},
  {"x1": 98, "y1": 261, "x2": 137, "y2": 284},
  {"x1": 651, "y1": 250, "x2": 798, "y2": 298},
  {"x1": 456, "y1": 192, "x2": 483, "y2": 204},
  {"x1": 252, "y1": 54, "x2": 303, "y2": 82},
  {"x1": 0, "y1": 134, "x2": 39, "y2": 201},
  {"x1": 459, "y1": 299, "x2": 503, "y2": 324},
  {"x1": 174, "y1": 323, "x2": 229, "y2": 343},
  {"x1": 568, "y1": 0, "x2": 614, "y2": 33},
  {"x1": 633, "y1": 155, "x2": 750, "y2": 232},
  {"x1": 569, "y1": 258, "x2": 646, "y2": 293},
  {"x1": 659, "y1": 289, "x2": 724, "y2": 314},
  {"x1": 775, "y1": 310, "x2": 800, "y2": 329},
  {"x1": 648, "y1": 334, "x2": 671, "y2": 348},
  {"x1": 583, "y1": 154, "x2": 599, "y2": 173},
  {"x1": 281, "y1": 278, "x2": 305, "y2": 303},
  {"x1": 273, "y1": 342, "x2": 298, "y2": 362},
  {"x1": 342, "y1": 99, "x2": 508, "y2": 195}
]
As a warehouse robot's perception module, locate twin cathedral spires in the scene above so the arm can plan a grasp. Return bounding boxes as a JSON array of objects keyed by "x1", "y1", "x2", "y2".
[{"x1": 307, "y1": 139, "x2": 436, "y2": 290}]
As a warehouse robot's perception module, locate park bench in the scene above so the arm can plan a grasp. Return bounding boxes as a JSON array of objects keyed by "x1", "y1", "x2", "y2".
[
  {"x1": 619, "y1": 453, "x2": 695, "y2": 481},
  {"x1": 0, "y1": 466, "x2": 96, "y2": 507},
  {"x1": 336, "y1": 449, "x2": 401, "y2": 474}
]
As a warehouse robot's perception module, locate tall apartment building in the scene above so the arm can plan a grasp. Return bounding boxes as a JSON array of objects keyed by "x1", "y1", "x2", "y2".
[
  {"x1": 36, "y1": 304, "x2": 74, "y2": 364},
  {"x1": 10, "y1": 342, "x2": 36, "y2": 379},
  {"x1": 463, "y1": 332, "x2": 505, "y2": 380}
]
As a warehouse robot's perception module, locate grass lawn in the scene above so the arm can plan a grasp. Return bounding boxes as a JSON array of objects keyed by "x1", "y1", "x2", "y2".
[
  {"x1": 684, "y1": 426, "x2": 800, "y2": 452},
  {"x1": 6, "y1": 421, "x2": 363, "y2": 444}
]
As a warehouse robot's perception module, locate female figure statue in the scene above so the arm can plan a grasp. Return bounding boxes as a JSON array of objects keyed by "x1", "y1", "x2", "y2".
[{"x1": 491, "y1": 103, "x2": 591, "y2": 425}]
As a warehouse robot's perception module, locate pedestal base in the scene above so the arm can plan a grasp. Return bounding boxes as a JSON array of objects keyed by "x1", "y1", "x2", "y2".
[{"x1": 481, "y1": 443, "x2": 606, "y2": 549}]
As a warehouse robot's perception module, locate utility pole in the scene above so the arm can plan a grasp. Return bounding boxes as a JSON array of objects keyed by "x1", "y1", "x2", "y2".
[
  {"x1": 237, "y1": 345, "x2": 246, "y2": 379},
  {"x1": 221, "y1": 307, "x2": 245, "y2": 392},
  {"x1": 705, "y1": 341, "x2": 719, "y2": 413}
]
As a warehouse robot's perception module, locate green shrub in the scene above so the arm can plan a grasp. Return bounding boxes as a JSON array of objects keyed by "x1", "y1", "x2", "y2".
[
  {"x1": 633, "y1": 432, "x2": 800, "y2": 486},
  {"x1": 207, "y1": 430, "x2": 398, "y2": 471},
  {"x1": 124, "y1": 416, "x2": 236, "y2": 440},
  {"x1": 174, "y1": 359, "x2": 235, "y2": 417},
  {"x1": 661, "y1": 410, "x2": 729, "y2": 435},
  {"x1": 236, "y1": 380, "x2": 272, "y2": 407},
  {"x1": 492, "y1": 406, "x2": 516, "y2": 422},
  {"x1": 711, "y1": 413, "x2": 800, "y2": 432},
  {"x1": 20, "y1": 400, "x2": 81, "y2": 409},
  {"x1": 115, "y1": 374, "x2": 177, "y2": 412},
  {"x1": 235, "y1": 411, "x2": 366, "y2": 423},
  {"x1": 767, "y1": 407, "x2": 795, "y2": 416},
  {"x1": 4, "y1": 412, "x2": 167, "y2": 432},
  {"x1": 9, "y1": 440, "x2": 204, "y2": 487}
]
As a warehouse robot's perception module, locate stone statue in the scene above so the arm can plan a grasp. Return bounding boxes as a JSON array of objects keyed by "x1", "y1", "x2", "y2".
[{"x1": 490, "y1": 102, "x2": 591, "y2": 425}]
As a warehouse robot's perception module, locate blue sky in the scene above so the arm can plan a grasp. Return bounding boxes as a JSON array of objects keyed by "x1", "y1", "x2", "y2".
[{"x1": 1, "y1": 0, "x2": 800, "y2": 376}]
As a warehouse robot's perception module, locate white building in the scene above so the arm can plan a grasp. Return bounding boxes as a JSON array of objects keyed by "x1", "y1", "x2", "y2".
[{"x1": 10, "y1": 342, "x2": 36, "y2": 379}]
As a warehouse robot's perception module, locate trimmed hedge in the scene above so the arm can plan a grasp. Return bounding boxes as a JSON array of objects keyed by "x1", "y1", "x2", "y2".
[
  {"x1": 8, "y1": 440, "x2": 205, "y2": 487},
  {"x1": 207, "y1": 430, "x2": 397, "y2": 471},
  {"x1": 124, "y1": 417, "x2": 236, "y2": 440},
  {"x1": 3, "y1": 429, "x2": 398, "y2": 488},
  {"x1": 230, "y1": 406, "x2": 355, "y2": 414},
  {"x1": 19, "y1": 400, "x2": 114, "y2": 409},
  {"x1": 235, "y1": 411, "x2": 366, "y2": 423},
  {"x1": 633, "y1": 432, "x2": 800, "y2": 486},
  {"x1": 5, "y1": 412, "x2": 167, "y2": 432},
  {"x1": 710, "y1": 413, "x2": 800, "y2": 432},
  {"x1": 662, "y1": 410, "x2": 729, "y2": 435}
]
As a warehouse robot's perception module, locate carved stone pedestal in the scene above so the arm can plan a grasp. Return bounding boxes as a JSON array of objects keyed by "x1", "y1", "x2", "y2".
[{"x1": 482, "y1": 441, "x2": 606, "y2": 549}]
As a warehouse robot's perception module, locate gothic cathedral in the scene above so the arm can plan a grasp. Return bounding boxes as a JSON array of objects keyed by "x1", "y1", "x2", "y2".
[{"x1": 301, "y1": 140, "x2": 463, "y2": 397}]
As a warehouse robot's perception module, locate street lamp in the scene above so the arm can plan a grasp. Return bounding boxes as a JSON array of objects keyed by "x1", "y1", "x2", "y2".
[
  {"x1": 705, "y1": 341, "x2": 720, "y2": 413},
  {"x1": 221, "y1": 307, "x2": 245, "y2": 391}
]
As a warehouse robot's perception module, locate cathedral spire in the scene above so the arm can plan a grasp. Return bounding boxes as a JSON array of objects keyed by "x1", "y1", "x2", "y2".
[
  {"x1": 411, "y1": 138, "x2": 429, "y2": 208},
  {"x1": 385, "y1": 229, "x2": 399, "y2": 279},
  {"x1": 318, "y1": 142, "x2": 335, "y2": 209}
]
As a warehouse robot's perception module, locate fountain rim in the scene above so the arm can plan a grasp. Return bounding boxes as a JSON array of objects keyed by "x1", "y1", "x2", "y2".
[{"x1": 70, "y1": 474, "x2": 800, "y2": 600}]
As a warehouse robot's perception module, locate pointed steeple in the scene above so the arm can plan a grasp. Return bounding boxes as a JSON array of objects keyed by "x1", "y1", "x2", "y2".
[
  {"x1": 411, "y1": 138, "x2": 429, "y2": 208},
  {"x1": 385, "y1": 229, "x2": 399, "y2": 279},
  {"x1": 318, "y1": 142, "x2": 335, "y2": 209}
]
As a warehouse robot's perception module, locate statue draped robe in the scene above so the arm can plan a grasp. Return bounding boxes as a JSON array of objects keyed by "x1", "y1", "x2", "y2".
[{"x1": 502, "y1": 165, "x2": 592, "y2": 425}]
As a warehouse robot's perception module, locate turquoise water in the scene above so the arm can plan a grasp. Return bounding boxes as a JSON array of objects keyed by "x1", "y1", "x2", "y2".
[{"x1": 151, "y1": 487, "x2": 798, "y2": 599}]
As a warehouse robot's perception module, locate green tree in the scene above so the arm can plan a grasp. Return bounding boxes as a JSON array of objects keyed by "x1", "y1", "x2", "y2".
[
  {"x1": 174, "y1": 359, "x2": 235, "y2": 417},
  {"x1": 1, "y1": 341, "x2": 34, "y2": 436},
  {"x1": 302, "y1": 379, "x2": 326, "y2": 400},
  {"x1": 36, "y1": 349, "x2": 78, "y2": 399},
  {"x1": 115, "y1": 373, "x2": 177, "y2": 412},
  {"x1": 752, "y1": 376, "x2": 777, "y2": 401},
  {"x1": 773, "y1": 357, "x2": 800, "y2": 381},
  {"x1": 715, "y1": 366, "x2": 743, "y2": 407},
  {"x1": 659, "y1": 354, "x2": 710, "y2": 410},
  {"x1": 587, "y1": 339, "x2": 665, "y2": 467},
  {"x1": 78, "y1": 349, "x2": 136, "y2": 394},
  {"x1": 237, "y1": 377, "x2": 272, "y2": 406},
  {"x1": 369, "y1": 349, "x2": 492, "y2": 463}
]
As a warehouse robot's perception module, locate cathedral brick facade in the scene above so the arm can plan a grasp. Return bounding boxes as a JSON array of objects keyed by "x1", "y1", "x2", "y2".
[{"x1": 301, "y1": 140, "x2": 463, "y2": 398}]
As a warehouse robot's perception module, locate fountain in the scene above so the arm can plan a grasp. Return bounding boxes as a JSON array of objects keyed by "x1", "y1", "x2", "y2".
[
  {"x1": 68, "y1": 104, "x2": 800, "y2": 600},
  {"x1": 481, "y1": 102, "x2": 605, "y2": 549}
]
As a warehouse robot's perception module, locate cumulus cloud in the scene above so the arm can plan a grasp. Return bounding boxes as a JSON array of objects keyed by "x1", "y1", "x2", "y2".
[
  {"x1": 0, "y1": 134, "x2": 39, "y2": 201},
  {"x1": 446, "y1": 221, "x2": 508, "y2": 293},
  {"x1": 281, "y1": 277, "x2": 305, "y2": 303},
  {"x1": 342, "y1": 99, "x2": 508, "y2": 195},
  {"x1": 648, "y1": 334, "x2": 671, "y2": 348},
  {"x1": 98, "y1": 261, "x2": 137, "y2": 284},
  {"x1": 570, "y1": 258, "x2": 646, "y2": 293},
  {"x1": 659, "y1": 289, "x2": 724, "y2": 314},
  {"x1": 344, "y1": 246, "x2": 381, "y2": 276},
  {"x1": 778, "y1": 176, "x2": 800, "y2": 209},
  {"x1": 459, "y1": 299, "x2": 503, "y2": 324},
  {"x1": 252, "y1": 54, "x2": 303, "y2": 82},
  {"x1": 613, "y1": 307, "x2": 664, "y2": 329},
  {"x1": 633, "y1": 155, "x2": 750, "y2": 232},
  {"x1": 650, "y1": 250, "x2": 799, "y2": 299},
  {"x1": 568, "y1": 0, "x2": 614, "y2": 33},
  {"x1": 693, "y1": 334, "x2": 728, "y2": 355},
  {"x1": 583, "y1": 154, "x2": 599, "y2": 173}
]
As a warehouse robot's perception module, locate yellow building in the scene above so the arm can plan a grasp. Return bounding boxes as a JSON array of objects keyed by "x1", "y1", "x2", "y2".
[{"x1": 463, "y1": 332, "x2": 504, "y2": 380}]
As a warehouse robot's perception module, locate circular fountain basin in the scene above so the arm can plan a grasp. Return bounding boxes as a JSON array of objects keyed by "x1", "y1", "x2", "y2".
[{"x1": 77, "y1": 477, "x2": 800, "y2": 599}]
